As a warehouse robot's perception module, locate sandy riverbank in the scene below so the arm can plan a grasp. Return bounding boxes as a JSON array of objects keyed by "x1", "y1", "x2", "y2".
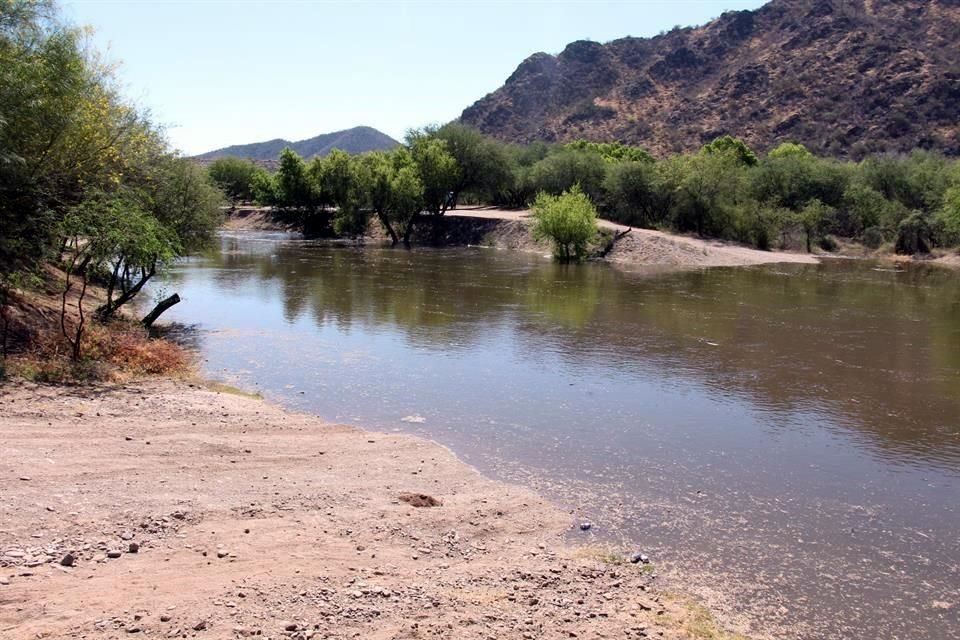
[
  {"x1": 0, "y1": 379, "x2": 745, "y2": 640},
  {"x1": 223, "y1": 206, "x2": 819, "y2": 269}
]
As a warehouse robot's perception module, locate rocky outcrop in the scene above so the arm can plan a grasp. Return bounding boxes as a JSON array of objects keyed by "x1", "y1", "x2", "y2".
[{"x1": 460, "y1": 0, "x2": 960, "y2": 158}]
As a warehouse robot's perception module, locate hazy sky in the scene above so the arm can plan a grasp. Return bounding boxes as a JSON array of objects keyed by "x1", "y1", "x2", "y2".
[{"x1": 63, "y1": 1, "x2": 766, "y2": 155}]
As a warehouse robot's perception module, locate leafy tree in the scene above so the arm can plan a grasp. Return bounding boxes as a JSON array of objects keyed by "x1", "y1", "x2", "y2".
[
  {"x1": 895, "y1": 211, "x2": 935, "y2": 255},
  {"x1": 530, "y1": 185, "x2": 598, "y2": 262},
  {"x1": 603, "y1": 160, "x2": 662, "y2": 227},
  {"x1": 660, "y1": 152, "x2": 747, "y2": 237},
  {"x1": 701, "y1": 135, "x2": 759, "y2": 167},
  {"x1": 390, "y1": 164, "x2": 425, "y2": 247},
  {"x1": 798, "y1": 199, "x2": 833, "y2": 253},
  {"x1": 939, "y1": 186, "x2": 960, "y2": 239},
  {"x1": 274, "y1": 148, "x2": 316, "y2": 211},
  {"x1": 208, "y1": 157, "x2": 262, "y2": 204},
  {"x1": 767, "y1": 142, "x2": 812, "y2": 159},
  {"x1": 528, "y1": 150, "x2": 607, "y2": 203},
  {"x1": 96, "y1": 158, "x2": 222, "y2": 320},
  {"x1": 409, "y1": 136, "x2": 458, "y2": 218},
  {"x1": 431, "y1": 123, "x2": 514, "y2": 204},
  {"x1": 565, "y1": 139, "x2": 655, "y2": 164}
]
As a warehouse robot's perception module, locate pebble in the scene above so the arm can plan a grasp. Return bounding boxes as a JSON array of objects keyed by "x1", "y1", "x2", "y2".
[
  {"x1": 128, "y1": 542, "x2": 140, "y2": 554},
  {"x1": 284, "y1": 622, "x2": 299, "y2": 631},
  {"x1": 630, "y1": 553, "x2": 650, "y2": 564},
  {"x1": 0, "y1": 577, "x2": 9, "y2": 586},
  {"x1": 160, "y1": 615, "x2": 171, "y2": 622},
  {"x1": 107, "y1": 550, "x2": 122, "y2": 559},
  {"x1": 579, "y1": 522, "x2": 592, "y2": 531},
  {"x1": 60, "y1": 553, "x2": 76, "y2": 567}
]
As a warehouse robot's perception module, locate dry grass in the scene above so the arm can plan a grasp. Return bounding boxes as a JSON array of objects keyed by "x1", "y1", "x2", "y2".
[
  {"x1": 7, "y1": 319, "x2": 193, "y2": 383},
  {"x1": 662, "y1": 594, "x2": 753, "y2": 640}
]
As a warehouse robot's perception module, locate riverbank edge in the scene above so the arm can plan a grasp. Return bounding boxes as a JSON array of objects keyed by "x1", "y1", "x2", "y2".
[
  {"x1": 222, "y1": 206, "x2": 821, "y2": 269},
  {"x1": 0, "y1": 374, "x2": 755, "y2": 640}
]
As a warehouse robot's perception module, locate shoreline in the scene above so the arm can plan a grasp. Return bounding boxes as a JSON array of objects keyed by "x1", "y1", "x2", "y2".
[
  {"x1": 0, "y1": 378, "x2": 749, "y2": 640},
  {"x1": 223, "y1": 206, "x2": 820, "y2": 269}
]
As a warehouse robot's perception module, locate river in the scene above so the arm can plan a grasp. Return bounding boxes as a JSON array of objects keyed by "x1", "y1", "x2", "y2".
[{"x1": 160, "y1": 232, "x2": 960, "y2": 640}]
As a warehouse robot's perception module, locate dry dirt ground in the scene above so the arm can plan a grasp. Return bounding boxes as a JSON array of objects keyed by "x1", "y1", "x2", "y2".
[{"x1": 0, "y1": 380, "x2": 732, "y2": 640}]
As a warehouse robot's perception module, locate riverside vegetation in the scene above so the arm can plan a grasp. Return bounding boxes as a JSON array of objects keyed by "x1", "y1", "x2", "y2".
[
  {"x1": 0, "y1": 0, "x2": 221, "y2": 378},
  {"x1": 210, "y1": 125, "x2": 960, "y2": 261}
]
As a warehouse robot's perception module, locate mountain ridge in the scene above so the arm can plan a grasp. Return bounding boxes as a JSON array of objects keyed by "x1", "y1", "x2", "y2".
[
  {"x1": 460, "y1": 0, "x2": 960, "y2": 158},
  {"x1": 192, "y1": 126, "x2": 400, "y2": 163}
]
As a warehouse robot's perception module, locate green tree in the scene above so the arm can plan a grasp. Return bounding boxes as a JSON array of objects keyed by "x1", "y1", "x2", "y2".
[
  {"x1": 528, "y1": 150, "x2": 607, "y2": 203},
  {"x1": 274, "y1": 148, "x2": 316, "y2": 211},
  {"x1": 939, "y1": 186, "x2": 960, "y2": 240},
  {"x1": 207, "y1": 157, "x2": 262, "y2": 204},
  {"x1": 767, "y1": 142, "x2": 812, "y2": 159},
  {"x1": 408, "y1": 136, "x2": 459, "y2": 217},
  {"x1": 565, "y1": 139, "x2": 655, "y2": 164},
  {"x1": 603, "y1": 160, "x2": 662, "y2": 227},
  {"x1": 798, "y1": 199, "x2": 833, "y2": 253},
  {"x1": 530, "y1": 185, "x2": 598, "y2": 262},
  {"x1": 701, "y1": 135, "x2": 759, "y2": 167}
]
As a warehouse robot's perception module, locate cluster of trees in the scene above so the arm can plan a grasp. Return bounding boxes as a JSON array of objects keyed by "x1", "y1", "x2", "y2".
[
  {"x1": 214, "y1": 124, "x2": 960, "y2": 257},
  {"x1": 1, "y1": 0, "x2": 222, "y2": 360}
]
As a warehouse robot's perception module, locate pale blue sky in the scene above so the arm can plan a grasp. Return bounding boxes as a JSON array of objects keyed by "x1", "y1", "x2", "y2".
[{"x1": 63, "y1": 1, "x2": 766, "y2": 155}]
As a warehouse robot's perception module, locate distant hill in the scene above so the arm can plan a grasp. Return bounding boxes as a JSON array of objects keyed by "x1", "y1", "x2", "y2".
[
  {"x1": 460, "y1": 0, "x2": 960, "y2": 158},
  {"x1": 193, "y1": 126, "x2": 400, "y2": 164}
]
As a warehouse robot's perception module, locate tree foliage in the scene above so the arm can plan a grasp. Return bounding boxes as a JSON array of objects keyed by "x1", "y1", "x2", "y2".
[
  {"x1": 531, "y1": 185, "x2": 598, "y2": 262},
  {"x1": 0, "y1": 0, "x2": 223, "y2": 358}
]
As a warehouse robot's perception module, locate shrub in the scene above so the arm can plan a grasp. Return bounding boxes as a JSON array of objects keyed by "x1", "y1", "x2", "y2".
[
  {"x1": 531, "y1": 185, "x2": 599, "y2": 262},
  {"x1": 861, "y1": 226, "x2": 885, "y2": 249},
  {"x1": 895, "y1": 211, "x2": 935, "y2": 255}
]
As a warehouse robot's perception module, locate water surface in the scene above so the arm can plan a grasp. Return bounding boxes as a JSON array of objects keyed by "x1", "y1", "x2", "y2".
[{"x1": 162, "y1": 233, "x2": 960, "y2": 639}]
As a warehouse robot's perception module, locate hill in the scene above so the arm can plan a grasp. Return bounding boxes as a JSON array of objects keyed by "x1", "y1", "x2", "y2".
[
  {"x1": 460, "y1": 0, "x2": 960, "y2": 158},
  {"x1": 193, "y1": 126, "x2": 400, "y2": 163}
]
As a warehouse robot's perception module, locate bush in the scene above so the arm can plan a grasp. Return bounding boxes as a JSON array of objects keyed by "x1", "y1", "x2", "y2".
[
  {"x1": 895, "y1": 211, "x2": 935, "y2": 255},
  {"x1": 861, "y1": 226, "x2": 885, "y2": 249},
  {"x1": 530, "y1": 185, "x2": 599, "y2": 262}
]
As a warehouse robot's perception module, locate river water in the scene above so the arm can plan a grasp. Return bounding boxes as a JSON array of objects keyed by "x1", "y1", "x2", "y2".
[{"x1": 161, "y1": 232, "x2": 960, "y2": 640}]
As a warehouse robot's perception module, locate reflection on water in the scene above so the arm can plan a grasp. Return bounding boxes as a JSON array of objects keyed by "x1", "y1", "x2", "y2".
[{"x1": 162, "y1": 233, "x2": 960, "y2": 639}]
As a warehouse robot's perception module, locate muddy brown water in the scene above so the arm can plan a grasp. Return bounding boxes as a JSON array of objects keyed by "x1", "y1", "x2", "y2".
[{"x1": 161, "y1": 232, "x2": 960, "y2": 640}]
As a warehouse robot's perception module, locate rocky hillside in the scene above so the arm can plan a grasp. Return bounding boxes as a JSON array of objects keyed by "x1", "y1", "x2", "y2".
[
  {"x1": 193, "y1": 126, "x2": 399, "y2": 163},
  {"x1": 460, "y1": 0, "x2": 960, "y2": 158}
]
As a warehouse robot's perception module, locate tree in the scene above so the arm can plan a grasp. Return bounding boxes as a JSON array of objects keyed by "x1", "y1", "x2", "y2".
[
  {"x1": 798, "y1": 199, "x2": 833, "y2": 253},
  {"x1": 940, "y1": 186, "x2": 960, "y2": 239},
  {"x1": 528, "y1": 150, "x2": 607, "y2": 203},
  {"x1": 701, "y1": 135, "x2": 759, "y2": 167},
  {"x1": 603, "y1": 161, "x2": 662, "y2": 227},
  {"x1": 432, "y1": 123, "x2": 513, "y2": 204},
  {"x1": 96, "y1": 158, "x2": 222, "y2": 321},
  {"x1": 565, "y1": 139, "x2": 655, "y2": 164},
  {"x1": 409, "y1": 136, "x2": 458, "y2": 217},
  {"x1": 530, "y1": 185, "x2": 598, "y2": 262},
  {"x1": 767, "y1": 142, "x2": 812, "y2": 159},
  {"x1": 660, "y1": 152, "x2": 747, "y2": 237},
  {"x1": 207, "y1": 157, "x2": 262, "y2": 204},
  {"x1": 895, "y1": 211, "x2": 935, "y2": 255},
  {"x1": 274, "y1": 148, "x2": 316, "y2": 211}
]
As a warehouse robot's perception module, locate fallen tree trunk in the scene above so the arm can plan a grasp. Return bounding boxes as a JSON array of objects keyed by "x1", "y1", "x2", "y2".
[
  {"x1": 597, "y1": 227, "x2": 632, "y2": 258},
  {"x1": 141, "y1": 293, "x2": 180, "y2": 328}
]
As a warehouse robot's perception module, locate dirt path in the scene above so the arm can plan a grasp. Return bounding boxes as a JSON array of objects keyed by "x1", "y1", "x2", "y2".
[
  {"x1": 0, "y1": 380, "x2": 737, "y2": 640},
  {"x1": 451, "y1": 207, "x2": 818, "y2": 268}
]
